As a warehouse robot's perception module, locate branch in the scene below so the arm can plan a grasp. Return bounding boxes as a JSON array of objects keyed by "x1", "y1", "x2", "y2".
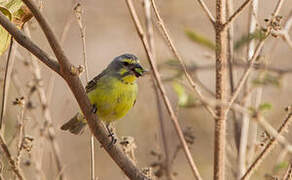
[
  {"x1": 241, "y1": 106, "x2": 292, "y2": 180},
  {"x1": 125, "y1": 0, "x2": 202, "y2": 179},
  {"x1": 150, "y1": 0, "x2": 217, "y2": 119},
  {"x1": 194, "y1": 0, "x2": 215, "y2": 25},
  {"x1": 0, "y1": 1, "x2": 150, "y2": 179},
  {"x1": 73, "y1": 3, "x2": 96, "y2": 180},
  {"x1": 282, "y1": 160, "x2": 292, "y2": 180},
  {"x1": 214, "y1": 0, "x2": 228, "y2": 178},
  {"x1": 0, "y1": 13, "x2": 60, "y2": 74},
  {"x1": 143, "y1": 0, "x2": 173, "y2": 179},
  {"x1": 23, "y1": 26, "x2": 66, "y2": 180},
  {"x1": 0, "y1": 132, "x2": 26, "y2": 180},
  {"x1": 223, "y1": 0, "x2": 252, "y2": 29},
  {"x1": 224, "y1": 0, "x2": 286, "y2": 119},
  {"x1": 0, "y1": 38, "x2": 14, "y2": 129}
]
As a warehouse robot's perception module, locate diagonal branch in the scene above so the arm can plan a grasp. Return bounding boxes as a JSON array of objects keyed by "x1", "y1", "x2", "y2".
[
  {"x1": 241, "y1": 106, "x2": 292, "y2": 180},
  {"x1": 125, "y1": 0, "x2": 202, "y2": 179},
  {"x1": 0, "y1": 13, "x2": 60, "y2": 74},
  {"x1": 224, "y1": 0, "x2": 286, "y2": 116},
  {"x1": 0, "y1": 1, "x2": 150, "y2": 179},
  {"x1": 194, "y1": 0, "x2": 216, "y2": 25},
  {"x1": 223, "y1": 0, "x2": 252, "y2": 29},
  {"x1": 150, "y1": 0, "x2": 217, "y2": 119},
  {"x1": 0, "y1": 132, "x2": 26, "y2": 180}
]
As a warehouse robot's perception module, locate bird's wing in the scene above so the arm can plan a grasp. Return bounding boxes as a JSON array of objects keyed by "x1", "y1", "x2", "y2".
[{"x1": 85, "y1": 69, "x2": 107, "y2": 93}]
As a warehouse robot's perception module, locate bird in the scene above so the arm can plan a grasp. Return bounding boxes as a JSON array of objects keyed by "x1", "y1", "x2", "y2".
[{"x1": 60, "y1": 53, "x2": 147, "y2": 142}]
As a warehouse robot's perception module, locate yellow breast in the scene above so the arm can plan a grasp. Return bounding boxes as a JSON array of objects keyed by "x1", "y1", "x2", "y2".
[{"x1": 87, "y1": 75, "x2": 137, "y2": 123}]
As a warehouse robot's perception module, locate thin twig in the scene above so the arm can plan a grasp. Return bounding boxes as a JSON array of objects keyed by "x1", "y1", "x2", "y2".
[
  {"x1": 226, "y1": 0, "x2": 241, "y2": 156},
  {"x1": 143, "y1": 0, "x2": 173, "y2": 179},
  {"x1": 282, "y1": 161, "x2": 292, "y2": 180},
  {"x1": 73, "y1": 3, "x2": 95, "y2": 180},
  {"x1": 10, "y1": 70, "x2": 46, "y2": 180},
  {"x1": 276, "y1": 12, "x2": 292, "y2": 50},
  {"x1": 47, "y1": 13, "x2": 74, "y2": 105},
  {"x1": 241, "y1": 106, "x2": 292, "y2": 180},
  {"x1": 256, "y1": 115, "x2": 292, "y2": 153},
  {"x1": 223, "y1": 0, "x2": 252, "y2": 29},
  {"x1": 0, "y1": 38, "x2": 14, "y2": 129},
  {"x1": 194, "y1": 0, "x2": 215, "y2": 25},
  {"x1": 23, "y1": 26, "x2": 66, "y2": 180},
  {"x1": 167, "y1": 61, "x2": 292, "y2": 76},
  {"x1": 0, "y1": 132, "x2": 26, "y2": 180},
  {"x1": 15, "y1": 99, "x2": 26, "y2": 169},
  {"x1": 0, "y1": 13, "x2": 60, "y2": 74},
  {"x1": 150, "y1": 0, "x2": 217, "y2": 119},
  {"x1": 125, "y1": 0, "x2": 202, "y2": 179},
  {"x1": 224, "y1": 0, "x2": 286, "y2": 120},
  {"x1": 238, "y1": 1, "x2": 259, "y2": 178}
]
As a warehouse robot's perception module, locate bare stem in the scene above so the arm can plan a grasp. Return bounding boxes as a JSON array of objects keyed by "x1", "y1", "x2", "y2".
[
  {"x1": 23, "y1": 26, "x2": 66, "y2": 180},
  {"x1": 241, "y1": 106, "x2": 292, "y2": 180},
  {"x1": 214, "y1": 0, "x2": 228, "y2": 179},
  {"x1": 0, "y1": 132, "x2": 26, "y2": 180},
  {"x1": 143, "y1": 0, "x2": 173, "y2": 179},
  {"x1": 194, "y1": 0, "x2": 215, "y2": 25},
  {"x1": 0, "y1": 37, "x2": 14, "y2": 129},
  {"x1": 150, "y1": 0, "x2": 217, "y2": 119},
  {"x1": 15, "y1": 102, "x2": 26, "y2": 169},
  {"x1": 224, "y1": 0, "x2": 286, "y2": 120},
  {"x1": 282, "y1": 160, "x2": 292, "y2": 180},
  {"x1": 223, "y1": 0, "x2": 252, "y2": 29},
  {"x1": 73, "y1": 3, "x2": 95, "y2": 180},
  {"x1": 125, "y1": 0, "x2": 202, "y2": 179},
  {"x1": 237, "y1": 1, "x2": 259, "y2": 178}
]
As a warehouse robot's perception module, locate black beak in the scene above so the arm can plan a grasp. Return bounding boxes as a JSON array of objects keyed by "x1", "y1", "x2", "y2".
[{"x1": 132, "y1": 64, "x2": 148, "y2": 77}]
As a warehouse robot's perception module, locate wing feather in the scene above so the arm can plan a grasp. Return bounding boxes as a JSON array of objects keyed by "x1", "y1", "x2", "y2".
[{"x1": 85, "y1": 69, "x2": 108, "y2": 93}]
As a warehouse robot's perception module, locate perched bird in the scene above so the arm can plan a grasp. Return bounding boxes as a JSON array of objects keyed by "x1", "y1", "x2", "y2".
[{"x1": 61, "y1": 54, "x2": 147, "y2": 138}]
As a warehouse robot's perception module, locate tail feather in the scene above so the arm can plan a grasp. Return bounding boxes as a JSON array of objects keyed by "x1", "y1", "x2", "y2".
[{"x1": 61, "y1": 113, "x2": 87, "y2": 135}]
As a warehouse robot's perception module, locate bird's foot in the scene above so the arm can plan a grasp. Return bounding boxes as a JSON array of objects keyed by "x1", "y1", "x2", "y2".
[
  {"x1": 108, "y1": 132, "x2": 117, "y2": 148},
  {"x1": 101, "y1": 124, "x2": 117, "y2": 149}
]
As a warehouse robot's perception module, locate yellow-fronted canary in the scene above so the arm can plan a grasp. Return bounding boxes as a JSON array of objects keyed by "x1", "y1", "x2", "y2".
[{"x1": 60, "y1": 54, "x2": 147, "y2": 136}]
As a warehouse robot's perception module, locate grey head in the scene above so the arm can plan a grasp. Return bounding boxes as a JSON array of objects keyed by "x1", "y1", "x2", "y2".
[{"x1": 107, "y1": 53, "x2": 147, "y2": 77}]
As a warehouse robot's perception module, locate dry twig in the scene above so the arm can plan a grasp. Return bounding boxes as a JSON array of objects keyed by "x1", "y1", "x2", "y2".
[
  {"x1": 143, "y1": 0, "x2": 173, "y2": 179},
  {"x1": 73, "y1": 3, "x2": 96, "y2": 180},
  {"x1": 150, "y1": 0, "x2": 216, "y2": 119},
  {"x1": 0, "y1": 133, "x2": 26, "y2": 180},
  {"x1": 194, "y1": 0, "x2": 215, "y2": 25},
  {"x1": 241, "y1": 106, "x2": 292, "y2": 180},
  {"x1": 125, "y1": 0, "x2": 202, "y2": 179}
]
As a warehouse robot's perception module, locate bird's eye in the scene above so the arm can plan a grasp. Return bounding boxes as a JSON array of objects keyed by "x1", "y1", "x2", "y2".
[{"x1": 122, "y1": 61, "x2": 130, "y2": 66}]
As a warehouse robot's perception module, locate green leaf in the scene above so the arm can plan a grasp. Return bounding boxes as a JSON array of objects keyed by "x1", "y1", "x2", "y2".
[
  {"x1": 234, "y1": 29, "x2": 266, "y2": 50},
  {"x1": 172, "y1": 82, "x2": 198, "y2": 108},
  {"x1": 185, "y1": 29, "x2": 215, "y2": 50},
  {"x1": 172, "y1": 82, "x2": 189, "y2": 107},
  {"x1": 0, "y1": 6, "x2": 12, "y2": 56},
  {"x1": 252, "y1": 73, "x2": 281, "y2": 88},
  {"x1": 273, "y1": 161, "x2": 289, "y2": 173},
  {"x1": 258, "y1": 103, "x2": 272, "y2": 112}
]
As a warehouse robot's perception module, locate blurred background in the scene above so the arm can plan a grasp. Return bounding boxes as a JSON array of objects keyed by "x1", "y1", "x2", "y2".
[{"x1": 0, "y1": 0, "x2": 292, "y2": 179}]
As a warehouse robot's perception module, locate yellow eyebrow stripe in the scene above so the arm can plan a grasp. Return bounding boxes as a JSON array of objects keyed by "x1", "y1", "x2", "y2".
[{"x1": 122, "y1": 58, "x2": 136, "y2": 64}]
